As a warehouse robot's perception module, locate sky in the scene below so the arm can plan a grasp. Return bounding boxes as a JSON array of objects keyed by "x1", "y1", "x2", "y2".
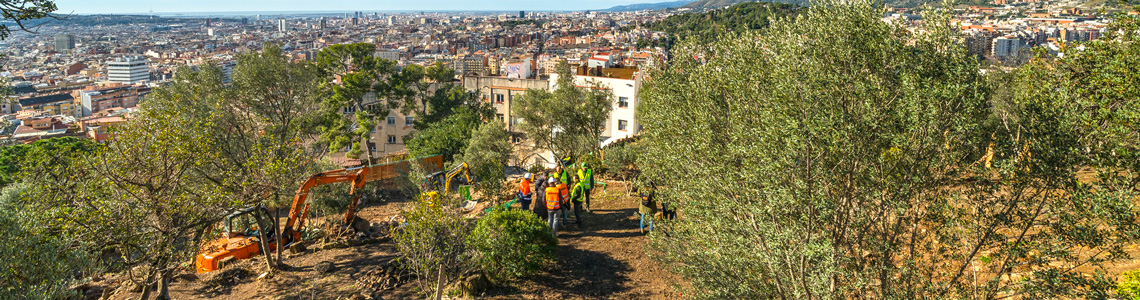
[{"x1": 51, "y1": 0, "x2": 653, "y2": 14}]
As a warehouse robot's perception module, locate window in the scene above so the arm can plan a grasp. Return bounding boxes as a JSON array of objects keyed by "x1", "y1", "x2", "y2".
[
  {"x1": 618, "y1": 120, "x2": 628, "y2": 131},
  {"x1": 405, "y1": 116, "x2": 414, "y2": 126},
  {"x1": 497, "y1": 114, "x2": 505, "y2": 123},
  {"x1": 368, "y1": 142, "x2": 377, "y2": 151},
  {"x1": 387, "y1": 116, "x2": 396, "y2": 125},
  {"x1": 618, "y1": 97, "x2": 629, "y2": 108},
  {"x1": 495, "y1": 94, "x2": 504, "y2": 103},
  {"x1": 387, "y1": 135, "x2": 397, "y2": 144},
  {"x1": 344, "y1": 106, "x2": 356, "y2": 114}
]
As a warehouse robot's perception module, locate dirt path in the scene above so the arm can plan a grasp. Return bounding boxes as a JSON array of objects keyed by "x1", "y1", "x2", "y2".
[
  {"x1": 483, "y1": 180, "x2": 680, "y2": 300},
  {"x1": 103, "y1": 179, "x2": 679, "y2": 300}
]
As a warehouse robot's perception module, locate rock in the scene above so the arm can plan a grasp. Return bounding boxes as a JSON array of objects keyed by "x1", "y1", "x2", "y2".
[
  {"x1": 257, "y1": 272, "x2": 271, "y2": 281},
  {"x1": 288, "y1": 242, "x2": 308, "y2": 253},
  {"x1": 454, "y1": 273, "x2": 490, "y2": 298},
  {"x1": 315, "y1": 261, "x2": 335, "y2": 274}
]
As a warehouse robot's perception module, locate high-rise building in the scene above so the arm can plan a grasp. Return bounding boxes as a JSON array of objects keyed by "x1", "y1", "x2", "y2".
[
  {"x1": 520, "y1": 11, "x2": 525, "y2": 18},
  {"x1": 106, "y1": 56, "x2": 150, "y2": 84},
  {"x1": 241, "y1": 18, "x2": 248, "y2": 25},
  {"x1": 387, "y1": 15, "x2": 396, "y2": 26},
  {"x1": 54, "y1": 34, "x2": 75, "y2": 52},
  {"x1": 320, "y1": 17, "x2": 327, "y2": 29},
  {"x1": 206, "y1": 18, "x2": 212, "y2": 27},
  {"x1": 991, "y1": 36, "x2": 1023, "y2": 59},
  {"x1": 278, "y1": 19, "x2": 287, "y2": 32}
]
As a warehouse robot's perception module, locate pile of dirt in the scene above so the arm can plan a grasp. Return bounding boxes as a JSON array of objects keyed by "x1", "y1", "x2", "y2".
[{"x1": 203, "y1": 266, "x2": 254, "y2": 288}]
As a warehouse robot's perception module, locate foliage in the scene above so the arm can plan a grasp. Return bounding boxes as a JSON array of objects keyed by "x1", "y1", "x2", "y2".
[
  {"x1": 647, "y1": 2, "x2": 799, "y2": 49},
  {"x1": 0, "y1": 137, "x2": 98, "y2": 187},
  {"x1": 0, "y1": 183, "x2": 96, "y2": 300},
  {"x1": 1120, "y1": 270, "x2": 1140, "y2": 300},
  {"x1": 394, "y1": 195, "x2": 472, "y2": 296},
  {"x1": 466, "y1": 208, "x2": 556, "y2": 282},
  {"x1": 0, "y1": 0, "x2": 58, "y2": 40},
  {"x1": 314, "y1": 43, "x2": 400, "y2": 163},
  {"x1": 601, "y1": 139, "x2": 641, "y2": 179},
  {"x1": 638, "y1": 0, "x2": 1140, "y2": 298},
  {"x1": 405, "y1": 106, "x2": 489, "y2": 164},
  {"x1": 512, "y1": 61, "x2": 613, "y2": 167},
  {"x1": 460, "y1": 122, "x2": 513, "y2": 188}
]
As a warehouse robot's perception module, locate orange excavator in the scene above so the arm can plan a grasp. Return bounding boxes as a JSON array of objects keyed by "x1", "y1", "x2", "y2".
[{"x1": 195, "y1": 154, "x2": 444, "y2": 273}]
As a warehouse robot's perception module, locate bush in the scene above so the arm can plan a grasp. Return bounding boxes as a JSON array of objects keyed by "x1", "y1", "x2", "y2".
[
  {"x1": 466, "y1": 208, "x2": 557, "y2": 282},
  {"x1": 394, "y1": 199, "x2": 471, "y2": 296},
  {"x1": 1119, "y1": 270, "x2": 1140, "y2": 300},
  {"x1": 602, "y1": 141, "x2": 640, "y2": 179}
]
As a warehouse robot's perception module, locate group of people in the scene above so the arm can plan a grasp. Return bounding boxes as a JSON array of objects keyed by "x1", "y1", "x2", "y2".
[{"x1": 516, "y1": 160, "x2": 594, "y2": 237}]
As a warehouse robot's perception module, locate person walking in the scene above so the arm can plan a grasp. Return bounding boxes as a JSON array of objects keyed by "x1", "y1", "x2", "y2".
[
  {"x1": 569, "y1": 176, "x2": 588, "y2": 227},
  {"x1": 518, "y1": 173, "x2": 533, "y2": 210},
  {"x1": 638, "y1": 192, "x2": 657, "y2": 234},
  {"x1": 544, "y1": 177, "x2": 562, "y2": 237},
  {"x1": 577, "y1": 163, "x2": 594, "y2": 212}
]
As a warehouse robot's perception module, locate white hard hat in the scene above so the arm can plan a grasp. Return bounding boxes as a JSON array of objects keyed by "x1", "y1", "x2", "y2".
[
  {"x1": 548, "y1": 177, "x2": 556, "y2": 184},
  {"x1": 524, "y1": 173, "x2": 532, "y2": 180}
]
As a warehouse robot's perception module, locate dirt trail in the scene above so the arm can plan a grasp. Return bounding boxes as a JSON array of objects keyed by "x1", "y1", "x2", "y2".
[
  {"x1": 484, "y1": 180, "x2": 680, "y2": 300},
  {"x1": 104, "y1": 179, "x2": 679, "y2": 300}
]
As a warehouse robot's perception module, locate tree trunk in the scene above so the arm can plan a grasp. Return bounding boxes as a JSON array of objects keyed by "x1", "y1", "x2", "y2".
[
  {"x1": 432, "y1": 264, "x2": 446, "y2": 300},
  {"x1": 156, "y1": 270, "x2": 171, "y2": 300},
  {"x1": 137, "y1": 270, "x2": 154, "y2": 300},
  {"x1": 255, "y1": 213, "x2": 276, "y2": 273}
]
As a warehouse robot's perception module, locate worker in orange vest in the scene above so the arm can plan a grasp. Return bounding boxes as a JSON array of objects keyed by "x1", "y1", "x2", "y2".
[
  {"x1": 518, "y1": 173, "x2": 533, "y2": 210},
  {"x1": 545, "y1": 177, "x2": 562, "y2": 237},
  {"x1": 557, "y1": 176, "x2": 570, "y2": 222}
]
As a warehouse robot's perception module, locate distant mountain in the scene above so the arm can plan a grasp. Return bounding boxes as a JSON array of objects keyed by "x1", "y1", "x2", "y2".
[{"x1": 605, "y1": 0, "x2": 696, "y2": 11}]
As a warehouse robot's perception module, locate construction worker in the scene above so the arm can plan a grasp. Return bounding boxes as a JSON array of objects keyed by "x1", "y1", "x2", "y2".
[
  {"x1": 569, "y1": 175, "x2": 588, "y2": 227},
  {"x1": 557, "y1": 175, "x2": 570, "y2": 221},
  {"x1": 518, "y1": 173, "x2": 533, "y2": 210},
  {"x1": 545, "y1": 177, "x2": 562, "y2": 237},
  {"x1": 534, "y1": 172, "x2": 548, "y2": 219},
  {"x1": 577, "y1": 162, "x2": 594, "y2": 212},
  {"x1": 638, "y1": 180, "x2": 658, "y2": 234}
]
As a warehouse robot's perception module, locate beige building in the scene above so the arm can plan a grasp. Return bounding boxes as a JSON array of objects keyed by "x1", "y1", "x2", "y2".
[{"x1": 462, "y1": 75, "x2": 551, "y2": 167}]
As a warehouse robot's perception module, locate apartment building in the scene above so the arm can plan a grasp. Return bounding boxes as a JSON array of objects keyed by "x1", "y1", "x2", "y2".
[
  {"x1": 107, "y1": 56, "x2": 150, "y2": 84},
  {"x1": 76, "y1": 83, "x2": 149, "y2": 117},
  {"x1": 17, "y1": 93, "x2": 78, "y2": 117}
]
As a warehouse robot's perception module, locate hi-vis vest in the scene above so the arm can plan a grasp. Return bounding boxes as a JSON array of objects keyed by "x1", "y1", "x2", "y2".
[
  {"x1": 545, "y1": 186, "x2": 561, "y2": 210},
  {"x1": 519, "y1": 179, "x2": 532, "y2": 196}
]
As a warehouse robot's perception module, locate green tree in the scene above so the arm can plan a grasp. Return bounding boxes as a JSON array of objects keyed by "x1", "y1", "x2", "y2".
[
  {"x1": 394, "y1": 196, "x2": 471, "y2": 298},
  {"x1": 460, "y1": 121, "x2": 513, "y2": 187},
  {"x1": 639, "y1": 1, "x2": 1140, "y2": 298},
  {"x1": 405, "y1": 106, "x2": 491, "y2": 164},
  {"x1": 315, "y1": 43, "x2": 402, "y2": 164},
  {"x1": 0, "y1": 184, "x2": 96, "y2": 300},
  {"x1": 512, "y1": 61, "x2": 613, "y2": 167}
]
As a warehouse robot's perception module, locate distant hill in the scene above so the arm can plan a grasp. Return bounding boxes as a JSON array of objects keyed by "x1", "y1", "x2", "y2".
[
  {"x1": 679, "y1": 0, "x2": 807, "y2": 9},
  {"x1": 606, "y1": 0, "x2": 696, "y2": 11},
  {"x1": 640, "y1": 2, "x2": 800, "y2": 50}
]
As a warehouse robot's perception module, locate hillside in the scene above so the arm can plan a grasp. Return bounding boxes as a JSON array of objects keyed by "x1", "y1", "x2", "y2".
[
  {"x1": 606, "y1": 0, "x2": 695, "y2": 11},
  {"x1": 641, "y1": 2, "x2": 799, "y2": 49}
]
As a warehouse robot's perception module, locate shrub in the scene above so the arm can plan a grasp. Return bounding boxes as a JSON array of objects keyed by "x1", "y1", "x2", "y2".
[
  {"x1": 1119, "y1": 270, "x2": 1140, "y2": 300},
  {"x1": 394, "y1": 199, "x2": 471, "y2": 296},
  {"x1": 466, "y1": 208, "x2": 557, "y2": 282}
]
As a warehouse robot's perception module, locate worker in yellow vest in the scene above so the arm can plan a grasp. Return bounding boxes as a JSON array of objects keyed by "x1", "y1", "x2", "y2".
[
  {"x1": 545, "y1": 177, "x2": 562, "y2": 237},
  {"x1": 577, "y1": 163, "x2": 594, "y2": 212}
]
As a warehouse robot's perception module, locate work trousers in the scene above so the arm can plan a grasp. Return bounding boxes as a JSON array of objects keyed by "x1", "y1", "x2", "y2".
[{"x1": 548, "y1": 209, "x2": 561, "y2": 236}]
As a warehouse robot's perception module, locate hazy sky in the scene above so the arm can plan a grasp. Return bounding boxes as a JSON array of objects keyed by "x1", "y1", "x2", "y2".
[{"x1": 52, "y1": 0, "x2": 650, "y2": 14}]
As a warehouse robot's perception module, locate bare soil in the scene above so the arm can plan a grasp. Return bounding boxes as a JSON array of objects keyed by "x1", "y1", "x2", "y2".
[{"x1": 100, "y1": 179, "x2": 680, "y2": 300}]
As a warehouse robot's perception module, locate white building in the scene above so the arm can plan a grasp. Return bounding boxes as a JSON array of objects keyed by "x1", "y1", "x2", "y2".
[
  {"x1": 992, "y1": 36, "x2": 1023, "y2": 59},
  {"x1": 549, "y1": 67, "x2": 643, "y2": 144},
  {"x1": 106, "y1": 56, "x2": 150, "y2": 84}
]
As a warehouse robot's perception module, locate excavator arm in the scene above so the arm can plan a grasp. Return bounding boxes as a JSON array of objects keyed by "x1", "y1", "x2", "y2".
[{"x1": 280, "y1": 155, "x2": 444, "y2": 248}]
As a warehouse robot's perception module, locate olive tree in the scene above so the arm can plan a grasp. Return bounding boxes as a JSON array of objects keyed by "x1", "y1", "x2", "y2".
[
  {"x1": 638, "y1": 1, "x2": 1140, "y2": 299},
  {"x1": 513, "y1": 61, "x2": 613, "y2": 166}
]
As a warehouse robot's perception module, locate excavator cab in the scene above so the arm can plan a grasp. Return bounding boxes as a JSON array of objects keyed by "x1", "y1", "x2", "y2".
[
  {"x1": 419, "y1": 162, "x2": 476, "y2": 207},
  {"x1": 195, "y1": 205, "x2": 278, "y2": 273}
]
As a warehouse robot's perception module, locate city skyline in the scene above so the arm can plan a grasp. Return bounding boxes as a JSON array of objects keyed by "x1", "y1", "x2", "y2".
[{"x1": 52, "y1": 0, "x2": 655, "y2": 14}]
